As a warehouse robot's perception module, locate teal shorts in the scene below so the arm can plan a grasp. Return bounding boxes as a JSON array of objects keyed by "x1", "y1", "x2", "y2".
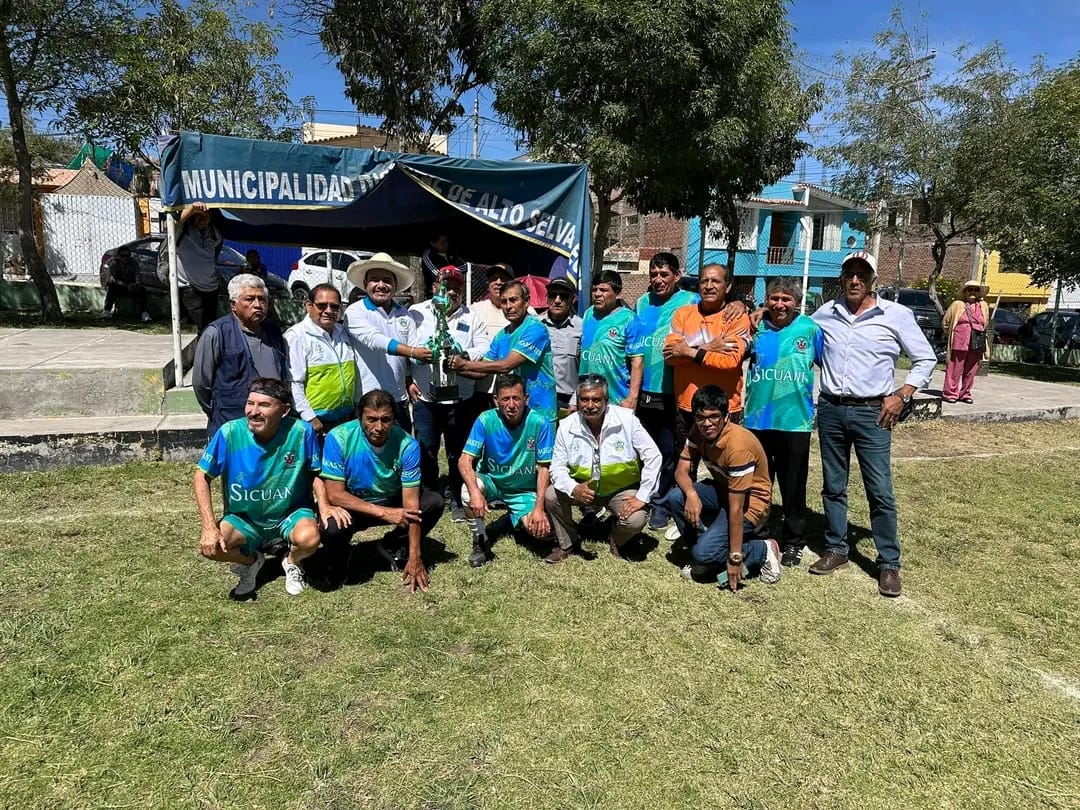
[
  {"x1": 463, "y1": 475, "x2": 537, "y2": 527},
  {"x1": 221, "y1": 508, "x2": 317, "y2": 556}
]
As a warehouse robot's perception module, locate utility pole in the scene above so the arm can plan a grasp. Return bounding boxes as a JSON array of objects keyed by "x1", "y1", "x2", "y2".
[{"x1": 472, "y1": 94, "x2": 480, "y2": 160}]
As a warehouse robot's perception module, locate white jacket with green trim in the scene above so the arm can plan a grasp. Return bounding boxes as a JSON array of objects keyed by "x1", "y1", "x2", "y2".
[
  {"x1": 551, "y1": 405, "x2": 661, "y2": 502},
  {"x1": 284, "y1": 317, "x2": 359, "y2": 423}
]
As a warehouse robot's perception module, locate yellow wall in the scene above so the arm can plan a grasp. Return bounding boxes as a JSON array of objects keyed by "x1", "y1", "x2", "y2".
[{"x1": 982, "y1": 249, "x2": 1050, "y2": 308}]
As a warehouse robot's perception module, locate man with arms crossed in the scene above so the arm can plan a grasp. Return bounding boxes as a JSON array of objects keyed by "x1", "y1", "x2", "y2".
[
  {"x1": 458, "y1": 373, "x2": 554, "y2": 568},
  {"x1": 809, "y1": 251, "x2": 935, "y2": 597},
  {"x1": 319, "y1": 390, "x2": 444, "y2": 593},
  {"x1": 544, "y1": 375, "x2": 661, "y2": 562},
  {"x1": 667, "y1": 385, "x2": 782, "y2": 591},
  {"x1": 194, "y1": 377, "x2": 345, "y2": 599}
]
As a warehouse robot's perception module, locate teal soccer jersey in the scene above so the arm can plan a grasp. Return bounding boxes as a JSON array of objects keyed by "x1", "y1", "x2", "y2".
[
  {"x1": 580, "y1": 306, "x2": 644, "y2": 402},
  {"x1": 463, "y1": 408, "x2": 554, "y2": 498},
  {"x1": 485, "y1": 315, "x2": 557, "y2": 421},
  {"x1": 743, "y1": 314, "x2": 823, "y2": 433},
  {"x1": 635, "y1": 289, "x2": 700, "y2": 394},
  {"x1": 322, "y1": 421, "x2": 421, "y2": 503},
  {"x1": 198, "y1": 418, "x2": 320, "y2": 530}
]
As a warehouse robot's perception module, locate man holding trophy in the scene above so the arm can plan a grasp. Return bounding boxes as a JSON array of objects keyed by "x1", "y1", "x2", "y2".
[{"x1": 408, "y1": 266, "x2": 491, "y2": 523}]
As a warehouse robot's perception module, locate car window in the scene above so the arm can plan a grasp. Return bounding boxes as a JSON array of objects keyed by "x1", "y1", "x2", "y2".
[
  {"x1": 218, "y1": 247, "x2": 244, "y2": 267},
  {"x1": 993, "y1": 309, "x2": 1023, "y2": 325},
  {"x1": 898, "y1": 291, "x2": 932, "y2": 307},
  {"x1": 305, "y1": 251, "x2": 328, "y2": 268},
  {"x1": 333, "y1": 252, "x2": 355, "y2": 271}
]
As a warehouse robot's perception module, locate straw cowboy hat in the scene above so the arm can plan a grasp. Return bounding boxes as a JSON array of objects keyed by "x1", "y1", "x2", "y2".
[
  {"x1": 346, "y1": 252, "x2": 415, "y2": 291},
  {"x1": 960, "y1": 278, "x2": 989, "y2": 297}
]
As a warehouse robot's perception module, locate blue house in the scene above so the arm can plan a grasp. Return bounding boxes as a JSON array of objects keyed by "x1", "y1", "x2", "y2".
[{"x1": 686, "y1": 181, "x2": 866, "y2": 304}]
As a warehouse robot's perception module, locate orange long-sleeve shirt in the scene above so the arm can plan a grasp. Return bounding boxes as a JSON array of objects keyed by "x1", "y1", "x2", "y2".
[{"x1": 664, "y1": 305, "x2": 752, "y2": 413}]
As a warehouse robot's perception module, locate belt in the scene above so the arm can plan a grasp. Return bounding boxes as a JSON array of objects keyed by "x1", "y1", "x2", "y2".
[{"x1": 821, "y1": 392, "x2": 884, "y2": 407}]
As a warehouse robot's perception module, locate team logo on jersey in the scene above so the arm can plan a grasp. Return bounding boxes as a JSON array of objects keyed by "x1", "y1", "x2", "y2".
[
  {"x1": 396, "y1": 316, "x2": 411, "y2": 333},
  {"x1": 608, "y1": 327, "x2": 619, "y2": 339},
  {"x1": 613, "y1": 440, "x2": 625, "y2": 452},
  {"x1": 526, "y1": 438, "x2": 536, "y2": 450},
  {"x1": 284, "y1": 452, "x2": 296, "y2": 468},
  {"x1": 795, "y1": 338, "x2": 808, "y2": 352}
]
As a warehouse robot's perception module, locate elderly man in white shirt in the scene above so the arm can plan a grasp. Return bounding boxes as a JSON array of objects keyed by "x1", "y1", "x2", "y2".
[
  {"x1": 343, "y1": 252, "x2": 433, "y2": 431},
  {"x1": 544, "y1": 374, "x2": 662, "y2": 563},
  {"x1": 408, "y1": 265, "x2": 491, "y2": 522},
  {"x1": 808, "y1": 251, "x2": 936, "y2": 597}
]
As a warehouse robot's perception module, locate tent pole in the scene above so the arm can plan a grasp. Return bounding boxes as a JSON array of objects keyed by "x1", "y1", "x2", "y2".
[{"x1": 167, "y1": 212, "x2": 184, "y2": 389}]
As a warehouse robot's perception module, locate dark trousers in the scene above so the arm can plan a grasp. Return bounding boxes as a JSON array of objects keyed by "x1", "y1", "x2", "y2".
[
  {"x1": 321, "y1": 489, "x2": 445, "y2": 545},
  {"x1": 104, "y1": 281, "x2": 148, "y2": 314},
  {"x1": 636, "y1": 393, "x2": 677, "y2": 510},
  {"x1": 749, "y1": 429, "x2": 811, "y2": 545},
  {"x1": 392, "y1": 399, "x2": 413, "y2": 434},
  {"x1": 412, "y1": 398, "x2": 478, "y2": 502},
  {"x1": 181, "y1": 286, "x2": 219, "y2": 334}
]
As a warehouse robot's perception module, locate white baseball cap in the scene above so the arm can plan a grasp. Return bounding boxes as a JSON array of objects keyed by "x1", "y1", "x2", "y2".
[{"x1": 841, "y1": 251, "x2": 877, "y2": 274}]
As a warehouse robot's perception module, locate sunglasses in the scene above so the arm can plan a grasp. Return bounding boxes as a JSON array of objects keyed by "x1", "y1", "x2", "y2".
[
  {"x1": 310, "y1": 301, "x2": 341, "y2": 312},
  {"x1": 548, "y1": 291, "x2": 572, "y2": 300},
  {"x1": 577, "y1": 373, "x2": 606, "y2": 385}
]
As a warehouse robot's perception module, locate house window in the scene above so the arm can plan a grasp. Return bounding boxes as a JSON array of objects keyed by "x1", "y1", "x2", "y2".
[
  {"x1": 805, "y1": 212, "x2": 842, "y2": 251},
  {"x1": 705, "y1": 207, "x2": 758, "y2": 251}
]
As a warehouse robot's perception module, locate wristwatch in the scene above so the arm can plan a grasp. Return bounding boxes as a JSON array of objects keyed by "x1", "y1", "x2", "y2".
[
  {"x1": 893, "y1": 390, "x2": 913, "y2": 406},
  {"x1": 728, "y1": 551, "x2": 744, "y2": 565}
]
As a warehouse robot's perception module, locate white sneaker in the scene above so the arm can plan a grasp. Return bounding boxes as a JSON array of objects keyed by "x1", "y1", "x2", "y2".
[
  {"x1": 665, "y1": 524, "x2": 682, "y2": 541},
  {"x1": 229, "y1": 551, "x2": 264, "y2": 598},
  {"x1": 141, "y1": 311, "x2": 152, "y2": 323},
  {"x1": 760, "y1": 539, "x2": 783, "y2": 585},
  {"x1": 282, "y1": 554, "x2": 306, "y2": 595}
]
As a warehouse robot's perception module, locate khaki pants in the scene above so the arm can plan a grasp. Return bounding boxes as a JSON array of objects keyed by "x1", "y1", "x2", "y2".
[{"x1": 544, "y1": 487, "x2": 647, "y2": 551}]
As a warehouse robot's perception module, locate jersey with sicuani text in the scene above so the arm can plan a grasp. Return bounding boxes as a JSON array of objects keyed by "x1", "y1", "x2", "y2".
[
  {"x1": 198, "y1": 417, "x2": 320, "y2": 529},
  {"x1": 635, "y1": 289, "x2": 700, "y2": 394},
  {"x1": 321, "y1": 421, "x2": 420, "y2": 504},
  {"x1": 744, "y1": 314, "x2": 823, "y2": 433},
  {"x1": 580, "y1": 305, "x2": 645, "y2": 402},
  {"x1": 463, "y1": 408, "x2": 553, "y2": 496},
  {"x1": 484, "y1": 315, "x2": 557, "y2": 421}
]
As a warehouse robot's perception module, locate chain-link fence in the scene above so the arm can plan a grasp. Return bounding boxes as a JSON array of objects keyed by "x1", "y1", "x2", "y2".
[{"x1": 40, "y1": 193, "x2": 139, "y2": 281}]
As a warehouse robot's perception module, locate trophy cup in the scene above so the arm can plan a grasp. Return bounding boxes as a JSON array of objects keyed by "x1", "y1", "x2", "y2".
[{"x1": 428, "y1": 275, "x2": 462, "y2": 403}]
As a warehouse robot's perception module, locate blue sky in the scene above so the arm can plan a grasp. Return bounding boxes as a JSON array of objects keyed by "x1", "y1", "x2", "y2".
[{"x1": 267, "y1": 0, "x2": 1080, "y2": 165}]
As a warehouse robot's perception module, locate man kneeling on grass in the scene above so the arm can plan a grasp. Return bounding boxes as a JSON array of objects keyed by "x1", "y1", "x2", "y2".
[
  {"x1": 319, "y1": 389, "x2": 443, "y2": 593},
  {"x1": 667, "y1": 385, "x2": 782, "y2": 591},
  {"x1": 458, "y1": 373, "x2": 553, "y2": 568},
  {"x1": 195, "y1": 377, "x2": 347, "y2": 599}
]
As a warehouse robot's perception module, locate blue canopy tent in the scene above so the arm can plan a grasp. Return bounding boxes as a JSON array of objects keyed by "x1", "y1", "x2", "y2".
[{"x1": 159, "y1": 132, "x2": 592, "y2": 384}]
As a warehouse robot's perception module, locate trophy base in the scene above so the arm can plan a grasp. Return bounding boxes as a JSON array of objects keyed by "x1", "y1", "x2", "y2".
[{"x1": 434, "y1": 385, "x2": 460, "y2": 404}]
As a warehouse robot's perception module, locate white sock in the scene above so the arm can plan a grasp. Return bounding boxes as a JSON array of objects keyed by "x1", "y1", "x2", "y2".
[{"x1": 471, "y1": 518, "x2": 486, "y2": 540}]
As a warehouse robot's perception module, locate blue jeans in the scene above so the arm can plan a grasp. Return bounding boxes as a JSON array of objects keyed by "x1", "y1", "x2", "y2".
[
  {"x1": 637, "y1": 393, "x2": 677, "y2": 513},
  {"x1": 666, "y1": 483, "x2": 766, "y2": 570},
  {"x1": 816, "y1": 397, "x2": 901, "y2": 570}
]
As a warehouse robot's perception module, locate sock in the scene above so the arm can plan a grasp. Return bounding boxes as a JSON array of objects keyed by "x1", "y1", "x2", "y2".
[{"x1": 471, "y1": 518, "x2": 487, "y2": 543}]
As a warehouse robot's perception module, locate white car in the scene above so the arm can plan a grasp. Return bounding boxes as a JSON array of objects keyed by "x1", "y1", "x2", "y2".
[{"x1": 287, "y1": 248, "x2": 373, "y2": 304}]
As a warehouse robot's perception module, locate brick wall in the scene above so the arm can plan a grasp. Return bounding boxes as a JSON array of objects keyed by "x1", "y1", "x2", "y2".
[{"x1": 876, "y1": 230, "x2": 978, "y2": 287}]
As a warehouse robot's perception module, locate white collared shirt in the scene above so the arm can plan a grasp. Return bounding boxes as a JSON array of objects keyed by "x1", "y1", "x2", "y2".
[
  {"x1": 407, "y1": 300, "x2": 491, "y2": 401},
  {"x1": 345, "y1": 297, "x2": 416, "y2": 402},
  {"x1": 811, "y1": 295, "x2": 936, "y2": 398}
]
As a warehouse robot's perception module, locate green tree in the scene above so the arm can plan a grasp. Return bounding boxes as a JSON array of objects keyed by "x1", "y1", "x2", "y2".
[
  {"x1": 296, "y1": 0, "x2": 490, "y2": 151},
  {"x1": 977, "y1": 62, "x2": 1080, "y2": 289},
  {"x1": 482, "y1": 0, "x2": 816, "y2": 275},
  {"x1": 75, "y1": 0, "x2": 297, "y2": 161},
  {"x1": 0, "y1": 0, "x2": 125, "y2": 321},
  {"x1": 819, "y1": 6, "x2": 1020, "y2": 313}
]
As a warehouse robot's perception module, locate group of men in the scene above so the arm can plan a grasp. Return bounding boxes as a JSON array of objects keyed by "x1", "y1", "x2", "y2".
[{"x1": 193, "y1": 220, "x2": 936, "y2": 601}]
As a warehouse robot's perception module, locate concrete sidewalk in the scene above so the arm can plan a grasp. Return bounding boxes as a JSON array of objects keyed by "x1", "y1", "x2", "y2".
[{"x1": 905, "y1": 367, "x2": 1080, "y2": 423}]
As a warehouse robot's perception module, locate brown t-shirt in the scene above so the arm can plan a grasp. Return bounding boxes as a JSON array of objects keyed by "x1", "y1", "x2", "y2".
[{"x1": 682, "y1": 423, "x2": 772, "y2": 527}]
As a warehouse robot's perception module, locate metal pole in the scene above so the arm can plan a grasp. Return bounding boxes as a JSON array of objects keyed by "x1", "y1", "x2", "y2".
[
  {"x1": 167, "y1": 212, "x2": 183, "y2": 388},
  {"x1": 800, "y1": 186, "x2": 812, "y2": 313},
  {"x1": 472, "y1": 95, "x2": 480, "y2": 160}
]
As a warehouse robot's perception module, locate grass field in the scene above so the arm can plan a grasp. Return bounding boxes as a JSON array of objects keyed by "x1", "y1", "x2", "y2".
[{"x1": 2, "y1": 420, "x2": 1080, "y2": 809}]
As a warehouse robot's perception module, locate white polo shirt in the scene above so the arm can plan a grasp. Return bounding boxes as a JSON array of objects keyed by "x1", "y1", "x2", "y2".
[{"x1": 345, "y1": 297, "x2": 416, "y2": 403}]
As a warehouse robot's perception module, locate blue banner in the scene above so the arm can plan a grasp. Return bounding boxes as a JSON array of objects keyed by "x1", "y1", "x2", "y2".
[{"x1": 160, "y1": 132, "x2": 592, "y2": 288}]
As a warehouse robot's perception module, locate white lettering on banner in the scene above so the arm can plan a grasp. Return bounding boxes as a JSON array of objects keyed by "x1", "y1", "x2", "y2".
[
  {"x1": 749, "y1": 367, "x2": 810, "y2": 384},
  {"x1": 229, "y1": 483, "x2": 294, "y2": 502},
  {"x1": 177, "y1": 166, "x2": 394, "y2": 206},
  {"x1": 242, "y1": 171, "x2": 258, "y2": 199}
]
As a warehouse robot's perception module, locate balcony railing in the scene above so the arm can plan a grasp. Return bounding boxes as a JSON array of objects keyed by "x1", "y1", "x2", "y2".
[{"x1": 766, "y1": 245, "x2": 795, "y2": 265}]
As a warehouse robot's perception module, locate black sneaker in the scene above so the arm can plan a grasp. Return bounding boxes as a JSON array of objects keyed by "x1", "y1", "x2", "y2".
[
  {"x1": 468, "y1": 537, "x2": 489, "y2": 567},
  {"x1": 375, "y1": 538, "x2": 408, "y2": 572},
  {"x1": 781, "y1": 544, "x2": 803, "y2": 567}
]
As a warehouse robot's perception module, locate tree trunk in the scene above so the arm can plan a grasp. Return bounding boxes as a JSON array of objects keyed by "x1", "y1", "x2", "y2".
[
  {"x1": 591, "y1": 184, "x2": 614, "y2": 282},
  {"x1": 927, "y1": 234, "x2": 947, "y2": 317},
  {"x1": 0, "y1": 46, "x2": 62, "y2": 322}
]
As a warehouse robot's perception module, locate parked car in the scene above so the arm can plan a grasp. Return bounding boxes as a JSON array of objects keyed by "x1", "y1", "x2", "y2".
[
  {"x1": 1020, "y1": 309, "x2": 1080, "y2": 361},
  {"x1": 991, "y1": 307, "x2": 1026, "y2": 345},
  {"x1": 287, "y1": 248, "x2": 373, "y2": 304},
  {"x1": 878, "y1": 287, "x2": 945, "y2": 356},
  {"x1": 98, "y1": 236, "x2": 287, "y2": 297}
]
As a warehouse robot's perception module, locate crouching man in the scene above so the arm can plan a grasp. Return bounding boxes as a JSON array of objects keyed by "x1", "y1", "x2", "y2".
[
  {"x1": 544, "y1": 375, "x2": 661, "y2": 562},
  {"x1": 458, "y1": 373, "x2": 553, "y2": 567},
  {"x1": 194, "y1": 377, "x2": 346, "y2": 599},
  {"x1": 320, "y1": 390, "x2": 443, "y2": 593},
  {"x1": 666, "y1": 385, "x2": 782, "y2": 591}
]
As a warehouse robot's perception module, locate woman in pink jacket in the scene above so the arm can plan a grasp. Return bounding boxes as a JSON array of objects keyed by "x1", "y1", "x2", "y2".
[{"x1": 942, "y1": 280, "x2": 991, "y2": 403}]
